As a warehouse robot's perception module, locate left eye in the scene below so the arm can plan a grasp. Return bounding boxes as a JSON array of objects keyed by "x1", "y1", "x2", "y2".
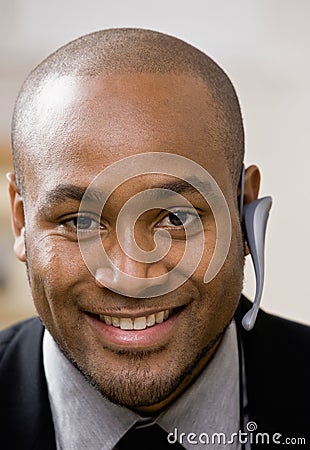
[
  {"x1": 61, "y1": 215, "x2": 102, "y2": 231},
  {"x1": 75, "y1": 216, "x2": 98, "y2": 230},
  {"x1": 157, "y1": 210, "x2": 199, "y2": 228}
]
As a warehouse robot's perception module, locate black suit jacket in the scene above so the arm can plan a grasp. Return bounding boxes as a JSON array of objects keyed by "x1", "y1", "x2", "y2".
[{"x1": 0, "y1": 297, "x2": 309, "y2": 449}]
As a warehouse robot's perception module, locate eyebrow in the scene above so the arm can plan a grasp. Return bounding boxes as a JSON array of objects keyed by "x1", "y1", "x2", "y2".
[
  {"x1": 42, "y1": 177, "x2": 215, "y2": 209},
  {"x1": 157, "y1": 177, "x2": 214, "y2": 196},
  {"x1": 42, "y1": 184, "x2": 101, "y2": 209}
]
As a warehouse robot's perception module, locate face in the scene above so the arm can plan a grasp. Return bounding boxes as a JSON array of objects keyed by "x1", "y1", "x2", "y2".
[{"x1": 10, "y1": 73, "x2": 247, "y2": 411}]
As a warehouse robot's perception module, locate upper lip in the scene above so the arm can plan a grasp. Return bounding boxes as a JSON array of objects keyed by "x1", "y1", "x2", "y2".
[
  {"x1": 84, "y1": 305, "x2": 186, "y2": 318},
  {"x1": 81, "y1": 293, "x2": 192, "y2": 317}
]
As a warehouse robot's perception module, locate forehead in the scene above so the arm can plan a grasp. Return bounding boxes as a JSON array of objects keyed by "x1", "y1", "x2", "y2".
[{"x1": 24, "y1": 72, "x2": 230, "y2": 196}]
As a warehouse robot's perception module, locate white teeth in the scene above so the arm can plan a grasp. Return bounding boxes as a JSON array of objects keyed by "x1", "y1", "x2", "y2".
[
  {"x1": 112, "y1": 317, "x2": 120, "y2": 327},
  {"x1": 100, "y1": 315, "x2": 112, "y2": 325},
  {"x1": 133, "y1": 317, "x2": 147, "y2": 330},
  {"x1": 146, "y1": 314, "x2": 155, "y2": 326},
  {"x1": 104, "y1": 315, "x2": 112, "y2": 325},
  {"x1": 155, "y1": 311, "x2": 165, "y2": 323},
  {"x1": 120, "y1": 318, "x2": 133, "y2": 330},
  {"x1": 99, "y1": 309, "x2": 171, "y2": 329}
]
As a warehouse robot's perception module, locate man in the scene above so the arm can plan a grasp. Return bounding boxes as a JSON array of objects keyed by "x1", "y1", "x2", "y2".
[{"x1": 0, "y1": 28, "x2": 309, "y2": 449}]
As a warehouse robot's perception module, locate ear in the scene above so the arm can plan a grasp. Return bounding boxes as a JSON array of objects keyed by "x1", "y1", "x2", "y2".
[
  {"x1": 7, "y1": 173, "x2": 26, "y2": 262},
  {"x1": 243, "y1": 165, "x2": 260, "y2": 204},
  {"x1": 242, "y1": 165, "x2": 261, "y2": 256}
]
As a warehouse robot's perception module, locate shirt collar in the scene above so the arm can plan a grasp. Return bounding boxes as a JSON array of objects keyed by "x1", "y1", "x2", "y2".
[
  {"x1": 157, "y1": 321, "x2": 240, "y2": 449},
  {"x1": 43, "y1": 321, "x2": 239, "y2": 450}
]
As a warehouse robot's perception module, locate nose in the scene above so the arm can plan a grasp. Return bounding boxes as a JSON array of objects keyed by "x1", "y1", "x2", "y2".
[{"x1": 94, "y1": 242, "x2": 169, "y2": 298}]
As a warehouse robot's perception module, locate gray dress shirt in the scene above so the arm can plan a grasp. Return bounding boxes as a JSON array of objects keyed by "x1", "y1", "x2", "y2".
[{"x1": 43, "y1": 321, "x2": 241, "y2": 450}]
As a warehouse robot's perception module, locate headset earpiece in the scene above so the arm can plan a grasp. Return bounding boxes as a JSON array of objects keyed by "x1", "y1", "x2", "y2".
[
  {"x1": 241, "y1": 197, "x2": 272, "y2": 330},
  {"x1": 238, "y1": 165, "x2": 272, "y2": 330}
]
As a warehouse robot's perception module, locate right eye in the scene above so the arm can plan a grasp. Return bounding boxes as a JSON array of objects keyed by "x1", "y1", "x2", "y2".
[{"x1": 60, "y1": 214, "x2": 104, "y2": 233}]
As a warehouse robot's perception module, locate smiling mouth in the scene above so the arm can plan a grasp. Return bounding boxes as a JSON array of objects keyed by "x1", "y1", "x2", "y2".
[
  {"x1": 88, "y1": 307, "x2": 184, "y2": 331},
  {"x1": 85, "y1": 305, "x2": 186, "y2": 349},
  {"x1": 100, "y1": 309, "x2": 173, "y2": 330}
]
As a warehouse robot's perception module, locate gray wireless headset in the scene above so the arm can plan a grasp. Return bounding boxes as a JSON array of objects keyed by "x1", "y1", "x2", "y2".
[{"x1": 239, "y1": 165, "x2": 272, "y2": 331}]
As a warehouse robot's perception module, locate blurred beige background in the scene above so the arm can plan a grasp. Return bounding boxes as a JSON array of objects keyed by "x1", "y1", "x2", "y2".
[{"x1": 1, "y1": 0, "x2": 309, "y2": 330}]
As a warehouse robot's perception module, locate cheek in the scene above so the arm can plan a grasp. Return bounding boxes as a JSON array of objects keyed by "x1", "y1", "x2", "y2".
[
  {"x1": 191, "y1": 222, "x2": 244, "y2": 325},
  {"x1": 162, "y1": 225, "x2": 217, "y2": 281},
  {"x1": 26, "y1": 236, "x2": 87, "y2": 307},
  {"x1": 26, "y1": 236, "x2": 94, "y2": 344}
]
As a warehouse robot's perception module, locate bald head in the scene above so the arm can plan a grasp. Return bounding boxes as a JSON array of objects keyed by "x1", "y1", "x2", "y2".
[{"x1": 11, "y1": 28, "x2": 244, "y2": 193}]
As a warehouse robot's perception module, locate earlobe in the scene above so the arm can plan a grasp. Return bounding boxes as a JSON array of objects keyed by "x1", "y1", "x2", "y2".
[
  {"x1": 7, "y1": 173, "x2": 26, "y2": 262},
  {"x1": 13, "y1": 226, "x2": 26, "y2": 263}
]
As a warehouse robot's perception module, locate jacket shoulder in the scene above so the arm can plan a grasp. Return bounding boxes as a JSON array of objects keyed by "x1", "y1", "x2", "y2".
[
  {"x1": 242, "y1": 301, "x2": 310, "y2": 362},
  {"x1": 239, "y1": 298, "x2": 310, "y2": 436},
  {"x1": 0, "y1": 317, "x2": 43, "y2": 364},
  {"x1": 0, "y1": 317, "x2": 56, "y2": 449}
]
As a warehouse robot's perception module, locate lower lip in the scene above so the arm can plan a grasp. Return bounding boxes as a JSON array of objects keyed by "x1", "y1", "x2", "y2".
[{"x1": 86, "y1": 311, "x2": 182, "y2": 350}]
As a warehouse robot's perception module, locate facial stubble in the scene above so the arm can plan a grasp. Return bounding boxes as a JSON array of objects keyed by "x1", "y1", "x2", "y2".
[{"x1": 57, "y1": 318, "x2": 230, "y2": 409}]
